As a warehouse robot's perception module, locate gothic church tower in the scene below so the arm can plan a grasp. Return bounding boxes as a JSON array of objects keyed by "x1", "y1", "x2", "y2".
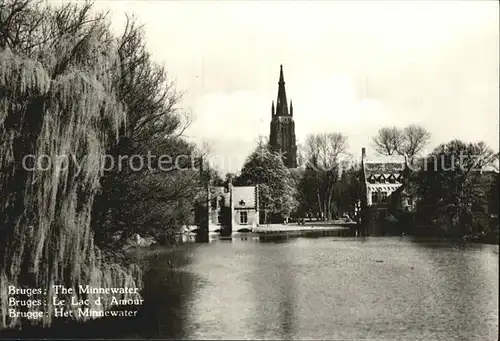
[{"x1": 269, "y1": 65, "x2": 297, "y2": 168}]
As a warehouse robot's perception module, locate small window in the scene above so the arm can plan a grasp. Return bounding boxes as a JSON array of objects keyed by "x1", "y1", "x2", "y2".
[
  {"x1": 368, "y1": 175, "x2": 376, "y2": 184},
  {"x1": 379, "y1": 176, "x2": 386, "y2": 184},
  {"x1": 380, "y1": 192, "x2": 388, "y2": 203},
  {"x1": 388, "y1": 175, "x2": 396, "y2": 184},
  {"x1": 240, "y1": 211, "x2": 248, "y2": 224},
  {"x1": 407, "y1": 197, "x2": 413, "y2": 206},
  {"x1": 371, "y1": 192, "x2": 379, "y2": 204}
]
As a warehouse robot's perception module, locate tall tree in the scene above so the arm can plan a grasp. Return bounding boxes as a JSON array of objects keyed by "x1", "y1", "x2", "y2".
[
  {"x1": 90, "y1": 15, "x2": 201, "y2": 249},
  {"x1": 236, "y1": 140, "x2": 297, "y2": 223},
  {"x1": 0, "y1": 0, "x2": 140, "y2": 328},
  {"x1": 334, "y1": 160, "x2": 363, "y2": 221},
  {"x1": 400, "y1": 125, "x2": 431, "y2": 163},
  {"x1": 372, "y1": 125, "x2": 431, "y2": 162},
  {"x1": 417, "y1": 140, "x2": 498, "y2": 236},
  {"x1": 372, "y1": 127, "x2": 404, "y2": 156},
  {"x1": 299, "y1": 132, "x2": 347, "y2": 220}
]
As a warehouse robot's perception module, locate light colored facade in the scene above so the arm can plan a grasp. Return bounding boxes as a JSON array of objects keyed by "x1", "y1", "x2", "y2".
[
  {"x1": 231, "y1": 185, "x2": 259, "y2": 230},
  {"x1": 361, "y1": 148, "x2": 406, "y2": 220},
  {"x1": 207, "y1": 184, "x2": 260, "y2": 232}
]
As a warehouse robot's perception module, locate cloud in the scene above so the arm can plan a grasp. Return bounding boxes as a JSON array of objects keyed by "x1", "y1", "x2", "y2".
[
  {"x1": 189, "y1": 91, "x2": 268, "y2": 141},
  {"x1": 91, "y1": 0, "x2": 498, "y2": 173},
  {"x1": 188, "y1": 74, "x2": 398, "y2": 171},
  {"x1": 292, "y1": 74, "x2": 392, "y2": 134}
]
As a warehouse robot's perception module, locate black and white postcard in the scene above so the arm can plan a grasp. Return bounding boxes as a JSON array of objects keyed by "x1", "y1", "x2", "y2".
[{"x1": 0, "y1": 1, "x2": 498, "y2": 340}]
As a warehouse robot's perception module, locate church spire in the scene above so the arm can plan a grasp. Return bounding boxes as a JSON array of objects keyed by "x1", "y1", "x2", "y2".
[
  {"x1": 269, "y1": 65, "x2": 297, "y2": 168},
  {"x1": 279, "y1": 64, "x2": 285, "y2": 84},
  {"x1": 272, "y1": 100, "x2": 275, "y2": 116},
  {"x1": 276, "y1": 64, "x2": 289, "y2": 116}
]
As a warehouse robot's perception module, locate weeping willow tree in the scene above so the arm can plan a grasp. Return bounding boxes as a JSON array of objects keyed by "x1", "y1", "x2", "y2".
[
  {"x1": 0, "y1": 1, "x2": 141, "y2": 329},
  {"x1": 91, "y1": 15, "x2": 202, "y2": 249}
]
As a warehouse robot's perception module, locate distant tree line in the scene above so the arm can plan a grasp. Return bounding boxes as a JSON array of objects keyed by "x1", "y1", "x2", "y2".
[{"x1": 235, "y1": 124, "x2": 498, "y2": 241}]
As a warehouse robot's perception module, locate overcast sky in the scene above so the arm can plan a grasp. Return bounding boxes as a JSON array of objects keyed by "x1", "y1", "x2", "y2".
[{"x1": 85, "y1": 0, "x2": 498, "y2": 173}]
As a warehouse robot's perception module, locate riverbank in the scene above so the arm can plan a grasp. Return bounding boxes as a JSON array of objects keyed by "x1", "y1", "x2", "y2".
[
  {"x1": 409, "y1": 234, "x2": 499, "y2": 246},
  {"x1": 402, "y1": 227, "x2": 499, "y2": 246},
  {"x1": 254, "y1": 223, "x2": 351, "y2": 233}
]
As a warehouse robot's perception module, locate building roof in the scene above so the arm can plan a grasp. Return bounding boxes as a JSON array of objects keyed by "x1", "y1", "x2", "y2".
[
  {"x1": 198, "y1": 185, "x2": 258, "y2": 209},
  {"x1": 233, "y1": 186, "x2": 256, "y2": 209},
  {"x1": 364, "y1": 161, "x2": 405, "y2": 177},
  {"x1": 365, "y1": 154, "x2": 405, "y2": 163}
]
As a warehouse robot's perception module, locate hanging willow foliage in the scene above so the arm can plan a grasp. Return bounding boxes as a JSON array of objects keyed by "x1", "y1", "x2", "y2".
[{"x1": 0, "y1": 2, "x2": 140, "y2": 329}]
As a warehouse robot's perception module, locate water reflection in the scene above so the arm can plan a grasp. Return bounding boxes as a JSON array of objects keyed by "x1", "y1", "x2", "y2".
[
  {"x1": 130, "y1": 247, "x2": 197, "y2": 339},
  {"x1": 156, "y1": 236, "x2": 498, "y2": 340},
  {"x1": 412, "y1": 241, "x2": 499, "y2": 340},
  {"x1": 5, "y1": 235, "x2": 495, "y2": 340},
  {"x1": 246, "y1": 241, "x2": 297, "y2": 339}
]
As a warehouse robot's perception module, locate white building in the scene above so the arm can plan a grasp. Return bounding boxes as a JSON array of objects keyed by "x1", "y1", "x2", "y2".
[
  {"x1": 207, "y1": 184, "x2": 260, "y2": 233},
  {"x1": 360, "y1": 148, "x2": 406, "y2": 221}
]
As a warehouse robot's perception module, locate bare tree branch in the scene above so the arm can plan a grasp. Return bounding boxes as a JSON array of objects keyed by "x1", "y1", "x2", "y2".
[
  {"x1": 400, "y1": 124, "x2": 431, "y2": 162},
  {"x1": 372, "y1": 126, "x2": 404, "y2": 156}
]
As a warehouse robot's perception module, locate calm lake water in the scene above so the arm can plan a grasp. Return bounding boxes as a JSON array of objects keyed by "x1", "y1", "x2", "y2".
[{"x1": 132, "y1": 235, "x2": 498, "y2": 340}]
